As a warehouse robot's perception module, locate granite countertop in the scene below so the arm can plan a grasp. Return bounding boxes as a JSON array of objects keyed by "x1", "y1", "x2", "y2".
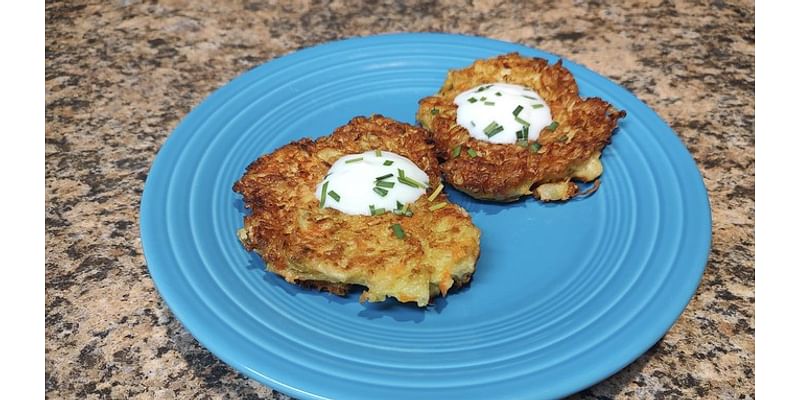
[{"x1": 45, "y1": 1, "x2": 754, "y2": 398}]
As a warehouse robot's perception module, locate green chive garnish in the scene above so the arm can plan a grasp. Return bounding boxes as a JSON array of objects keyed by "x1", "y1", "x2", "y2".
[
  {"x1": 431, "y1": 108, "x2": 439, "y2": 115},
  {"x1": 369, "y1": 205, "x2": 386, "y2": 216},
  {"x1": 531, "y1": 104, "x2": 544, "y2": 109},
  {"x1": 375, "y1": 173, "x2": 393, "y2": 181},
  {"x1": 397, "y1": 169, "x2": 426, "y2": 188},
  {"x1": 470, "y1": 121, "x2": 476, "y2": 127},
  {"x1": 530, "y1": 142, "x2": 542, "y2": 152},
  {"x1": 396, "y1": 201, "x2": 404, "y2": 210},
  {"x1": 391, "y1": 224, "x2": 405, "y2": 239},
  {"x1": 427, "y1": 183, "x2": 444, "y2": 201},
  {"x1": 483, "y1": 121, "x2": 504, "y2": 137},
  {"x1": 373, "y1": 187, "x2": 389, "y2": 197},
  {"x1": 476, "y1": 85, "x2": 491, "y2": 92},
  {"x1": 345, "y1": 157, "x2": 363, "y2": 163},
  {"x1": 467, "y1": 148, "x2": 478, "y2": 158},
  {"x1": 479, "y1": 96, "x2": 487, "y2": 101},
  {"x1": 515, "y1": 130, "x2": 524, "y2": 140},
  {"x1": 558, "y1": 135, "x2": 568, "y2": 142},
  {"x1": 452, "y1": 145, "x2": 462, "y2": 157},
  {"x1": 515, "y1": 116, "x2": 530, "y2": 127},
  {"x1": 383, "y1": 160, "x2": 394, "y2": 166},
  {"x1": 522, "y1": 95, "x2": 537, "y2": 100},
  {"x1": 522, "y1": 125, "x2": 529, "y2": 140},
  {"x1": 495, "y1": 91, "x2": 502, "y2": 96},
  {"x1": 512, "y1": 105, "x2": 524, "y2": 117},
  {"x1": 375, "y1": 181, "x2": 395, "y2": 189},
  {"x1": 429, "y1": 202, "x2": 447, "y2": 211},
  {"x1": 319, "y1": 181, "x2": 328, "y2": 208},
  {"x1": 467, "y1": 97, "x2": 477, "y2": 103},
  {"x1": 517, "y1": 139, "x2": 528, "y2": 147},
  {"x1": 484, "y1": 101, "x2": 495, "y2": 106},
  {"x1": 328, "y1": 190, "x2": 340, "y2": 202},
  {"x1": 547, "y1": 121, "x2": 559, "y2": 131},
  {"x1": 399, "y1": 175, "x2": 424, "y2": 188},
  {"x1": 375, "y1": 149, "x2": 382, "y2": 157}
]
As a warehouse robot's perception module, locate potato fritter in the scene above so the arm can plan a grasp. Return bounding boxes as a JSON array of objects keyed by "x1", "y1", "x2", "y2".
[
  {"x1": 417, "y1": 53, "x2": 625, "y2": 202},
  {"x1": 233, "y1": 115, "x2": 481, "y2": 307}
]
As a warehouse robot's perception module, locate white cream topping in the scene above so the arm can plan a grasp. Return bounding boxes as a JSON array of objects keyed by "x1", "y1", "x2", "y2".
[
  {"x1": 315, "y1": 151, "x2": 429, "y2": 216},
  {"x1": 454, "y1": 83, "x2": 553, "y2": 144}
]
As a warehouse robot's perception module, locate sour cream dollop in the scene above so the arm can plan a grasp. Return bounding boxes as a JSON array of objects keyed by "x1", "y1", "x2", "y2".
[
  {"x1": 454, "y1": 83, "x2": 553, "y2": 144},
  {"x1": 315, "y1": 150, "x2": 430, "y2": 216}
]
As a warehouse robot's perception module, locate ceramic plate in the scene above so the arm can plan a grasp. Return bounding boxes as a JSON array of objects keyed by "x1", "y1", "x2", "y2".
[{"x1": 141, "y1": 33, "x2": 711, "y2": 399}]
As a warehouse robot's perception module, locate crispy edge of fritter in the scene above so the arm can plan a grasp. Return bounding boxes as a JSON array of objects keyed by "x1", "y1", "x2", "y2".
[
  {"x1": 232, "y1": 115, "x2": 481, "y2": 307},
  {"x1": 417, "y1": 52, "x2": 626, "y2": 202}
]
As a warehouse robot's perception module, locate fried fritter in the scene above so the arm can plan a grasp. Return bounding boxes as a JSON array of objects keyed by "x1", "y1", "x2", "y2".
[
  {"x1": 417, "y1": 53, "x2": 625, "y2": 202},
  {"x1": 233, "y1": 115, "x2": 481, "y2": 307}
]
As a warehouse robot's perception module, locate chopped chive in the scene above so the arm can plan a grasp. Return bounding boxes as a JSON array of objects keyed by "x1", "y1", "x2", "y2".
[
  {"x1": 375, "y1": 173, "x2": 393, "y2": 181},
  {"x1": 319, "y1": 181, "x2": 329, "y2": 208},
  {"x1": 429, "y1": 202, "x2": 447, "y2": 211},
  {"x1": 470, "y1": 121, "x2": 476, "y2": 127},
  {"x1": 517, "y1": 139, "x2": 528, "y2": 147},
  {"x1": 479, "y1": 96, "x2": 487, "y2": 101},
  {"x1": 391, "y1": 223, "x2": 406, "y2": 239},
  {"x1": 522, "y1": 125, "x2": 529, "y2": 140},
  {"x1": 427, "y1": 183, "x2": 444, "y2": 201},
  {"x1": 515, "y1": 116, "x2": 530, "y2": 127},
  {"x1": 399, "y1": 175, "x2": 425, "y2": 189},
  {"x1": 375, "y1": 180, "x2": 395, "y2": 189},
  {"x1": 327, "y1": 190, "x2": 340, "y2": 202},
  {"x1": 531, "y1": 104, "x2": 544, "y2": 109},
  {"x1": 394, "y1": 202, "x2": 412, "y2": 217},
  {"x1": 484, "y1": 101, "x2": 496, "y2": 106},
  {"x1": 476, "y1": 85, "x2": 492, "y2": 92},
  {"x1": 383, "y1": 160, "x2": 394, "y2": 166},
  {"x1": 495, "y1": 91, "x2": 502, "y2": 96},
  {"x1": 345, "y1": 157, "x2": 363, "y2": 163},
  {"x1": 547, "y1": 121, "x2": 559, "y2": 131},
  {"x1": 515, "y1": 129, "x2": 524, "y2": 140},
  {"x1": 467, "y1": 97, "x2": 477, "y2": 103},
  {"x1": 530, "y1": 142, "x2": 542, "y2": 152},
  {"x1": 452, "y1": 145, "x2": 462, "y2": 158},
  {"x1": 375, "y1": 149, "x2": 382, "y2": 157},
  {"x1": 431, "y1": 108, "x2": 439, "y2": 115},
  {"x1": 522, "y1": 95, "x2": 538, "y2": 100},
  {"x1": 512, "y1": 105, "x2": 524, "y2": 117},
  {"x1": 558, "y1": 135, "x2": 568, "y2": 142},
  {"x1": 369, "y1": 204, "x2": 386, "y2": 216},
  {"x1": 483, "y1": 121, "x2": 504, "y2": 137},
  {"x1": 373, "y1": 187, "x2": 389, "y2": 197},
  {"x1": 397, "y1": 169, "x2": 426, "y2": 188},
  {"x1": 467, "y1": 148, "x2": 478, "y2": 158}
]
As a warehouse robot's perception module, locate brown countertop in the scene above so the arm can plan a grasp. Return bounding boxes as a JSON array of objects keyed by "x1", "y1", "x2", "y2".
[{"x1": 46, "y1": 1, "x2": 754, "y2": 398}]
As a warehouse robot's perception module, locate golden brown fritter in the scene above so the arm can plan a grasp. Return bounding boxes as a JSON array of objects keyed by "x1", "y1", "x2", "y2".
[
  {"x1": 233, "y1": 115, "x2": 480, "y2": 307},
  {"x1": 417, "y1": 53, "x2": 625, "y2": 202}
]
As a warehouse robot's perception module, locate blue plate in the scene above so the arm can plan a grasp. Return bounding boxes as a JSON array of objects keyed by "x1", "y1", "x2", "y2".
[{"x1": 141, "y1": 33, "x2": 711, "y2": 399}]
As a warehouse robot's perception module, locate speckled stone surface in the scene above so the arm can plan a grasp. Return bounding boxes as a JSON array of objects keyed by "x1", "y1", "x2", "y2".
[{"x1": 45, "y1": 0, "x2": 754, "y2": 398}]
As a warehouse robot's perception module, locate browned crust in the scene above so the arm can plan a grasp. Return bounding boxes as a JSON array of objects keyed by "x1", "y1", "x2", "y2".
[
  {"x1": 417, "y1": 53, "x2": 625, "y2": 202},
  {"x1": 233, "y1": 115, "x2": 480, "y2": 306}
]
